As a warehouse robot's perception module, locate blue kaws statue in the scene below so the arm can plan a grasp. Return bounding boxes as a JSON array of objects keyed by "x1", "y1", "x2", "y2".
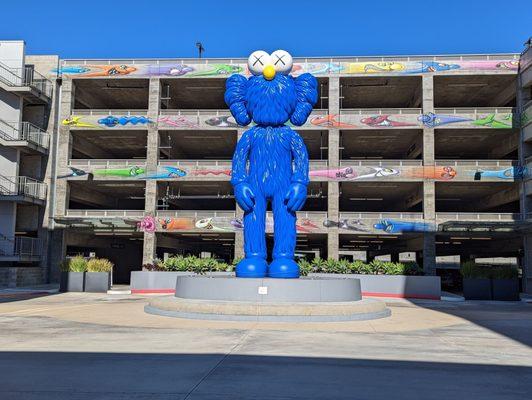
[{"x1": 225, "y1": 50, "x2": 318, "y2": 278}]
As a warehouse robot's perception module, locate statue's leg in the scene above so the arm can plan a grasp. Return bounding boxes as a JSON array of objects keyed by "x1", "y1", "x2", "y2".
[
  {"x1": 236, "y1": 191, "x2": 267, "y2": 278},
  {"x1": 268, "y1": 192, "x2": 300, "y2": 278}
]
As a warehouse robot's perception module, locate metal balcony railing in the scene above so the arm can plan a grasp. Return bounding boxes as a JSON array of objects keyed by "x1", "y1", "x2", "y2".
[
  {"x1": 0, "y1": 175, "x2": 47, "y2": 200},
  {"x1": 0, "y1": 236, "x2": 42, "y2": 258},
  {"x1": 0, "y1": 62, "x2": 52, "y2": 98},
  {"x1": 0, "y1": 119, "x2": 50, "y2": 149}
]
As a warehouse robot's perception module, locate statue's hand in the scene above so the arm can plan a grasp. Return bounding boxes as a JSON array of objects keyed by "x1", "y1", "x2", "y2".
[
  {"x1": 234, "y1": 183, "x2": 255, "y2": 212},
  {"x1": 284, "y1": 183, "x2": 307, "y2": 212}
]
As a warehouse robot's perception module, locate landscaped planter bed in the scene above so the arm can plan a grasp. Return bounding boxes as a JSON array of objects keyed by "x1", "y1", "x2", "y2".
[{"x1": 130, "y1": 271, "x2": 440, "y2": 300}]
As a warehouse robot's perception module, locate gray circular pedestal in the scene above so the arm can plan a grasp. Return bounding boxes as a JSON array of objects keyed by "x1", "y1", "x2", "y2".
[{"x1": 145, "y1": 276, "x2": 390, "y2": 322}]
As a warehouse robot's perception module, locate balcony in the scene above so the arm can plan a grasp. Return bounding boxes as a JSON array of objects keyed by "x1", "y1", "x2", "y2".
[
  {"x1": 0, "y1": 176, "x2": 47, "y2": 204},
  {"x1": 0, "y1": 62, "x2": 52, "y2": 103},
  {"x1": 0, "y1": 236, "x2": 42, "y2": 262},
  {"x1": 0, "y1": 119, "x2": 50, "y2": 153}
]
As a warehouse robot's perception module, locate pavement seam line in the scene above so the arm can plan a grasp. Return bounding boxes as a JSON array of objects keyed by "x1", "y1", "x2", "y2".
[{"x1": 181, "y1": 329, "x2": 253, "y2": 400}]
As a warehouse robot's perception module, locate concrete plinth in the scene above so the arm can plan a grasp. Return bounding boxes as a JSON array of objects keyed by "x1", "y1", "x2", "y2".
[{"x1": 145, "y1": 276, "x2": 390, "y2": 322}]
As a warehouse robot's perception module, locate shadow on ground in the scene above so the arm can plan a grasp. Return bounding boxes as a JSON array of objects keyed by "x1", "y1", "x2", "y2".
[
  {"x1": 0, "y1": 292, "x2": 56, "y2": 304},
  {"x1": 0, "y1": 352, "x2": 530, "y2": 400},
  {"x1": 408, "y1": 299, "x2": 532, "y2": 347}
]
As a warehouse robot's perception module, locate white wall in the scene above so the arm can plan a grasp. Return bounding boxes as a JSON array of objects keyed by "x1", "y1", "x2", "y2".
[
  {"x1": 0, "y1": 40, "x2": 25, "y2": 70},
  {"x1": 0, "y1": 146, "x2": 18, "y2": 176}
]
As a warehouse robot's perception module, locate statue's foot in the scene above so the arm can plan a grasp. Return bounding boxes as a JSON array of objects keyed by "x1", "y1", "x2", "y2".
[
  {"x1": 268, "y1": 258, "x2": 300, "y2": 279},
  {"x1": 235, "y1": 257, "x2": 267, "y2": 278}
]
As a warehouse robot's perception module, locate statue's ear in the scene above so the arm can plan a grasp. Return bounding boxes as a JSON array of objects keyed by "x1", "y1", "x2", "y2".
[
  {"x1": 290, "y1": 73, "x2": 318, "y2": 126},
  {"x1": 224, "y1": 74, "x2": 251, "y2": 126}
]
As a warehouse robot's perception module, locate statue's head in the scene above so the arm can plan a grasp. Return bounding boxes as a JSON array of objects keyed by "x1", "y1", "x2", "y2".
[{"x1": 224, "y1": 50, "x2": 318, "y2": 127}]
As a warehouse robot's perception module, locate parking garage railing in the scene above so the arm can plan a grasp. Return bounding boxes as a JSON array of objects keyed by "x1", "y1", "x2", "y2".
[
  {"x1": 436, "y1": 212, "x2": 522, "y2": 221},
  {"x1": 157, "y1": 210, "x2": 236, "y2": 219},
  {"x1": 60, "y1": 53, "x2": 520, "y2": 67},
  {"x1": 0, "y1": 176, "x2": 47, "y2": 200},
  {"x1": 340, "y1": 108, "x2": 422, "y2": 115},
  {"x1": 434, "y1": 160, "x2": 518, "y2": 167},
  {"x1": 159, "y1": 160, "x2": 231, "y2": 167},
  {"x1": 0, "y1": 62, "x2": 52, "y2": 98},
  {"x1": 339, "y1": 212, "x2": 424, "y2": 220},
  {"x1": 65, "y1": 210, "x2": 145, "y2": 218},
  {"x1": 433, "y1": 107, "x2": 515, "y2": 115},
  {"x1": 69, "y1": 159, "x2": 147, "y2": 168},
  {"x1": 340, "y1": 160, "x2": 423, "y2": 166},
  {"x1": 0, "y1": 119, "x2": 50, "y2": 149},
  {"x1": 72, "y1": 109, "x2": 148, "y2": 116}
]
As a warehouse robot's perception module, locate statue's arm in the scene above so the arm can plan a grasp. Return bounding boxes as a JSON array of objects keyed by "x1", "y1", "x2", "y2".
[
  {"x1": 231, "y1": 129, "x2": 252, "y2": 186},
  {"x1": 231, "y1": 129, "x2": 255, "y2": 212},
  {"x1": 290, "y1": 130, "x2": 309, "y2": 186}
]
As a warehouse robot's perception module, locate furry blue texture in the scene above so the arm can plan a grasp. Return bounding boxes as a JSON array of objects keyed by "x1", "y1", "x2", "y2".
[{"x1": 225, "y1": 72, "x2": 318, "y2": 278}]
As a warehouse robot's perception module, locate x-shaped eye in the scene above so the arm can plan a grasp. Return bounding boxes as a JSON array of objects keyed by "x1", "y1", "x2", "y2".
[
  {"x1": 273, "y1": 54, "x2": 286, "y2": 66},
  {"x1": 253, "y1": 55, "x2": 265, "y2": 66}
]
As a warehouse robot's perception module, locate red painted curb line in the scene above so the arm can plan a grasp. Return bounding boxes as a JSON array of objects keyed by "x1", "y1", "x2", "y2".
[{"x1": 131, "y1": 289, "x2": 440, "y2": 300}]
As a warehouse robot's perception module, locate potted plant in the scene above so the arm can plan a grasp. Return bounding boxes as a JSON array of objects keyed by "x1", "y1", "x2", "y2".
[
  {"x1": 59, "y1": 255, "x2": 87, "y2": 292},
  {"x1": 461, "y1": 261, "x2": 492, "y2": 300},
  {"x1": 84, "y1": 258, "x2": 113, "y2": 293},
  {"x1": 491, "y1": 266, "x2": 519, "y2": 301}
]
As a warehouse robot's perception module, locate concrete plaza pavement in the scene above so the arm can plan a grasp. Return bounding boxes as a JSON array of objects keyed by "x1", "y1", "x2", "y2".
[{"x1": 0, "y1": 293, "x2": 531, "y2": 399}]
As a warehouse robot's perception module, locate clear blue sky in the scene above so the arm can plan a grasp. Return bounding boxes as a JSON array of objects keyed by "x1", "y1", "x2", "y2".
[{"x1": 2, "y1": 0, "x2": 530, "y2": 59}]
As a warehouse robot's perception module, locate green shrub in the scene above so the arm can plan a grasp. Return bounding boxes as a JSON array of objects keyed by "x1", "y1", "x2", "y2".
[
  {"x1": 297, "y1": 259, "x2": 313, "y2": 276},
  {"x1": 310, "y1": 257, "x2": 326, "y2": 272},
  {"x1": 61, "y1": 255, "x2": 88, "y2": 272},
  {"x1": 348, "y1": 260, "x2": 366, "y2": 274},
  {"x1": 460, "y1": 261, "x2": 490, "y2": 279},
  {"x1": 86, "y1": 258, "x2": 113, "y2": 273}
]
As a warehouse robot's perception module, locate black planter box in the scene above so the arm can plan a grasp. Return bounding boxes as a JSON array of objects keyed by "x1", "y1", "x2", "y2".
[
  {"x1": 60, "y1": 272, "x2": 85, "y2": 292},
  {"x1": 84, "y1": 272, "x2": 111, "y2": 293},
  {"x1": 492, "y1": 279, "x2": 520, "y2": 301},
  {"x1": 463, "y1": 278, "x2": 492, "y2": 300}
]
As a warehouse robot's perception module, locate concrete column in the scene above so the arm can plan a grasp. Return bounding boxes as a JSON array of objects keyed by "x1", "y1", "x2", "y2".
[
  {"x1": 326, "y1": 77, "x2": 341, "y2": 260},
  {"x1": 422, "y1": 75, "x2": 435, "y2": 166},
  {"x1": 47, "y1": 228, "x2": 66, "y2": 283},
  {"x1": 55, "y1": 78, "x2": 75, "y2": 217},
  {"x1": 142, "y1": 231, "x2": 157, "y2": 266},
  {"x1": 422, "y1": 75, "x2": 436, "y2": 275},
  {"x1": 234, "y1": 129, "x2": 245, "y2": 260},
  {"x1": 523, "y1": 235, "x2": 532, "y2": 294},
  {"x1": 142, "y1": 78, "x2": 161, "y2": 266},
  {"x1": 146, "y1": 78, "x2": 161, "y2": 172}
]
